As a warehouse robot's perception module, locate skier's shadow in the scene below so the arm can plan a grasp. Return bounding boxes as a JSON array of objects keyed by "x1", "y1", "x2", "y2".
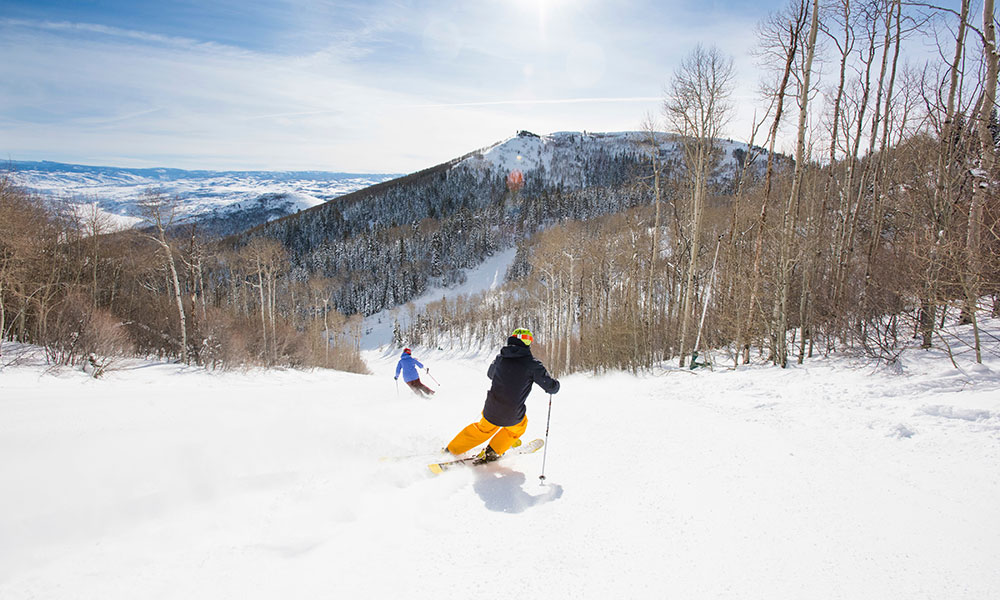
[{"x1": 472, "y1": 466, "x2": 563, "y2": 513}]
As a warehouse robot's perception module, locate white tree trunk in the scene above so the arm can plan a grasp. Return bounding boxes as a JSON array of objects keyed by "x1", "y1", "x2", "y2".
[
  {"x1": 160, "y1": 239, "x2": 188, "y2": 364},
  {"x1": 775, "y1": 0, "x2": 820, "y2": 367}
]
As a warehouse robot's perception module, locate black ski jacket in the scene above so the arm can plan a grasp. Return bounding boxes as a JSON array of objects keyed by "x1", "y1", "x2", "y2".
[{"x1": 482, "y1": 337, "x2": 560, "y2": 427}]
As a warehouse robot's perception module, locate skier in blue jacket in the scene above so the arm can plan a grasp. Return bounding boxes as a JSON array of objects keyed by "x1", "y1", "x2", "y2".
[{"x1": 395, "y1": 348, "x2": 435, "y2": 396}]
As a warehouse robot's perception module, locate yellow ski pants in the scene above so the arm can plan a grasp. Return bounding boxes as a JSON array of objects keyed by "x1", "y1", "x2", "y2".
[{"x1": 446, "y1": 415, "x2": 527, "y2": 456}]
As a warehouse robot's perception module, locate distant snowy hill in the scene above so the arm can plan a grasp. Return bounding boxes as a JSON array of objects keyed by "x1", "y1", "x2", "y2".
[
  {"x1": 248, "y1": 130, "x2": 767, "y2": 316},
  {"x1": 4, "y1": 161, "x2": 401, "y2": 236}
]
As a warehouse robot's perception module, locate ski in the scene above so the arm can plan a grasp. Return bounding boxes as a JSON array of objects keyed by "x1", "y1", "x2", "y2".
[{"x1": 427, "y1": 438, "x2": 544, "y2": 474}]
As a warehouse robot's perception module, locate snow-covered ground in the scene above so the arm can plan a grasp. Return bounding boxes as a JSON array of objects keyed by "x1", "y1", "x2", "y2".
[
  {"x1": 5, "y1": 160, "x2": 399, "y2": 226},
  {"x1": 1, "y1": 312, "x2": 998, "y2": 598}
]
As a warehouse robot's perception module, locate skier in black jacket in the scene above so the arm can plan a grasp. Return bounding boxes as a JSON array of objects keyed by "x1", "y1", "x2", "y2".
[{"x1": 445, "y1": 328, "x2": 560, "y2": 462}]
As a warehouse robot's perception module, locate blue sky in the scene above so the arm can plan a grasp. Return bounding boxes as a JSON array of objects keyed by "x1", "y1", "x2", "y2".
[{"x1": 0, "y1": 1, "x2": 784, "y2": 172}]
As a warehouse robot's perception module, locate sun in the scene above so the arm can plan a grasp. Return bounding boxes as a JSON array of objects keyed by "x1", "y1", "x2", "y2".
[{"x1": 509, "y1": 0, "x2": 571, "y2": 33}]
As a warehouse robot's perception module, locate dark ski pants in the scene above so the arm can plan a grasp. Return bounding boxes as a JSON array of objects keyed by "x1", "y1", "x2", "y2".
[{"x1": 406, "y1": 378, "x2": 435, "y2": 396}]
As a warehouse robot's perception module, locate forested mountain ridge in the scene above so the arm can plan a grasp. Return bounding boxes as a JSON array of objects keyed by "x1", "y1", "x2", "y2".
[{"x1": 239, "y1": 130, "x2": 761, "y2": 316}]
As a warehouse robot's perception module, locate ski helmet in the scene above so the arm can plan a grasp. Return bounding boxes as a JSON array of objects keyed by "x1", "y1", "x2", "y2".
[
  {"x1": 403, "y1": 348, "x2": 412, "y2": 355},
  {"x1": 511, "y1": 328, "x2": 533, "y2": 346}
]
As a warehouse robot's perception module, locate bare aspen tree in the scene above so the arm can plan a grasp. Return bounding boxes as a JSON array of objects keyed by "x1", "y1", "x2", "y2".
[
  {"x1": 831, "y1": 3, "x2": 885, "y2": 314},
  {"x1": 825, "y1": 11, "x2": 888, "y2": 333},
  {"x1": 726, "y1": 108, "x2": 768, "y2": 367},
  {"x1": 563, "y1": 249, "x2": 577, "y2": 373},
  {"x1": 921, "y1": 0, "x2": 970, "y2": 348},
  {"x1": 244, "y1": 242, "x2": 269, "y2": 362},
  {"x1": 183, "y1": 226, "x2": 209, "y2": 325},
  {"x1": 758, "y1": 1, "x2": 809, "y2": 199},
  {"x1": 814, "y1": 0, "x2": 856, "y2": 355},
  {"x1": 309, "y1": 276, "x2": 336, "y2": 364},
  {"x1": 863, "y1": 0, "x2": 905, "y2": 299},
  {"x1": 694, "y1": 234, "x2": 724, "y2": 364},
  {"x1": 774, "y1": 0, "x2": 821, "y2": 367},
  {"x1": 796, "y1": 153, "x2": 823, "y2": 363},
  {"x1": 139, "y1": 191, "x2": 188, "y2": 364},
  {"x1": 664, "y1": 44, "x2": 735, "y2": 367},
  {"x1": 744, "y1": 0, "x2": 808, "y2": 364},
  {"x1": 811, "y1": 0, "x2": 903, "y2": 354},
  {"x1": 822, "y1": 0, "x2": 855, "y2": 173},
  {"x1": 0, "y1": 175, "x2": 25, "y2": 357},
  {"x1": 965, "y1": 0, "x2": 998, "y2": 362},
  {"x1": 240, "y1": 237, "x2": 288, "y2": 365},
  {"x1": 80, "y1": 202, "x2": 115, "y2": 310},
  {"x1": 642, "y1": 114, "x2": 666, "y2": 346}
]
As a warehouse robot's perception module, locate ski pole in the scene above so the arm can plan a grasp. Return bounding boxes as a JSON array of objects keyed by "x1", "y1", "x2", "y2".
[
  {"x1": 395, "y1": 377, "x2": 399, "y2": 398},
  {"x1": 425, "y1": 367, "x2": 440, "y2": 386},
  {"x1": 539, "y1": 393, "x2": 553, "y2": 485}
]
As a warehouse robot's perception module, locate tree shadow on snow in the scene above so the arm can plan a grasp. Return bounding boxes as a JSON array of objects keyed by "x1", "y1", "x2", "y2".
[{"x1": 472, "y1": 466, "x2": 563, "y2": 513}]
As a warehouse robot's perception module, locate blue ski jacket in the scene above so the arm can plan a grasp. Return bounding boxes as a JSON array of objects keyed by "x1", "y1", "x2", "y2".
[
  {"x1": 482, "y1": 337, "x2": 560, "y2": 427},
  {"x1": 395, "y1": 353, "x2": 424, "y2": 383}
]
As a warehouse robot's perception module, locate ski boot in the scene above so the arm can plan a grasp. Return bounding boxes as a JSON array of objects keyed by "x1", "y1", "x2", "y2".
[{"x1": 473, "y1": 446, "x2": 501, "y2": 464}]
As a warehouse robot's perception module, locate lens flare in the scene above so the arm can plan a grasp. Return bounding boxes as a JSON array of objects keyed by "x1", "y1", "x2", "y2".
[{"x1": 507, "y1": 169, "x2": 525, "y2": 192}]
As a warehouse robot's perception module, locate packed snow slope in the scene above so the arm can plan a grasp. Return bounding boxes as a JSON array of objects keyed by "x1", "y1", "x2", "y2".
[
  {"x1": 360, "y1": 246, "x2": 519, "y2": 349},
  {"x1": 1, "y1": 318, "x2": 999, "y2": 599}
]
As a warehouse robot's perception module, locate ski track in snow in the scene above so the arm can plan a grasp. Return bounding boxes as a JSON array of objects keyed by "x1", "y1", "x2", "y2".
[{"x1": 1, "y1": 326, "x2": 999, "y2": 599}]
